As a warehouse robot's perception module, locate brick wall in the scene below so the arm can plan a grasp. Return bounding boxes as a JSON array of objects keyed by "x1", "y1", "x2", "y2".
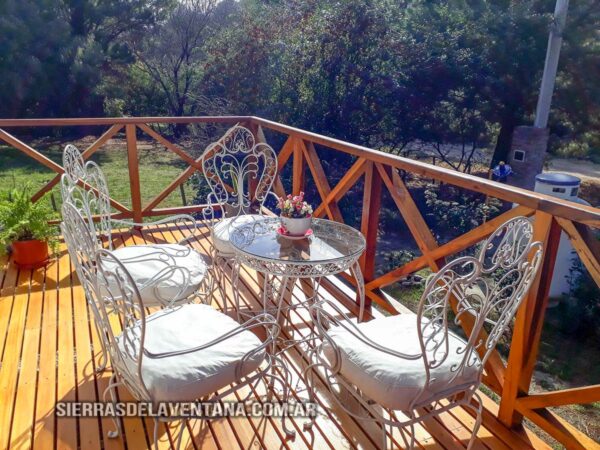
[{"x1": 506, "y1": 126, "x2": 550, "y2": 190}]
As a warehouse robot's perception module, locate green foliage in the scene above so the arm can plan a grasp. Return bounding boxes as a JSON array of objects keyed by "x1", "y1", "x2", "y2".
[
  {"x1": 0, "y1": 187, "x2": 59, "y2": 255},
  {"x1": 383, "y1": 250, "x2": 416, "y2": 274},
  {"x1": 199, "y1": 0, "x2": 598, "y2": 168},
  {"x1": 424, "y1": 183, "x2": 501, "y2": 236},
  {"x1": 557, "y1": 257, "x2": 600, "y2": 342},
  {"x1": 2, "y1": 0, "x2": 599, "y2": 166},
  {"x1": 552, "y1": 131, "x2": 600, "y2": 162},
  {"x1": 0, "y1": 0, "x2": 172, "y2": 118}
]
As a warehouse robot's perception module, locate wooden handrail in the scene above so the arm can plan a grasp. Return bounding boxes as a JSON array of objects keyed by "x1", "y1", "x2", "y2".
[
  {"x1": 246, "y1": 118, "x2": 600, "y2": 450},
  {"x1": 0, "y1": 116, "x2": 248, "y2": 126},
  {"x1": 1, "y1": 115, "x2": 599, "y2": 449},
  {"x1": 250, "y1": 116, "x2": 600, "y2": 226}
]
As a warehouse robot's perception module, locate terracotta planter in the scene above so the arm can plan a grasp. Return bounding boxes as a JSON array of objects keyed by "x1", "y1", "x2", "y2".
[
  {"x1": 12, "y1": 239, "x2": 49, "y2": 269},
  {"x1": 281, "y1": 216, "x2": 312, "y2": 236}
]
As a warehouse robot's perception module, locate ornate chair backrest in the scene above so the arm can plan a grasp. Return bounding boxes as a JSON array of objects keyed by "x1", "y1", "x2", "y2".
[
  {"x1": 61, "y1": 201, "x2": 100, "y2": 303},
  {"x1": 61, "y1": 144, "x2": 113, "y2": 249},
  {"x1": 61, "y1": 201, "x2": 115, "y2": 371},
  {"x1": 93, "y1": 248, "x2": 151, "y2": 401},
  {"x1": 415, "y1": 216, "x2": 542, "y2": 400},
  {"x1": 200, "y1": 125, "x2": 277, "y2": 221}
]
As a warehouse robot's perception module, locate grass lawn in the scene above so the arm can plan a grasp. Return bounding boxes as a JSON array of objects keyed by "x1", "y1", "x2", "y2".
[{"x1": 0, "y1": 137, "x2": 197, "y2": 215}]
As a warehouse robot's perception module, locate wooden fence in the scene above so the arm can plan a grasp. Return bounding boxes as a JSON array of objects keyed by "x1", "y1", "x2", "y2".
[{"x1": 1, "y1": 116, "x2": 599, "y2": 449}]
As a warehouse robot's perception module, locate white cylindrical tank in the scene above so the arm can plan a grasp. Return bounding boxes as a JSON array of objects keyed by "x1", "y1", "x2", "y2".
[{"x1": 534, "y1": 173, "x2": 590, "y2": 297}]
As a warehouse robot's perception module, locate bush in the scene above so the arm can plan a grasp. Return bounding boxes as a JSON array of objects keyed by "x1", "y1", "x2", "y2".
[
  {"x1": 555, "y1": 140, "x2": 590, "y2": 159},
  {"x1": 424, "y1": 183, "x2": 501, "y2": 237},
  {"x1": 552, "y1": 132, "x2": 600, "y2": 162},
  {"x1": 558, "y1": 257, "x2": 600, "y2": 341},
  {"x1": 383, "y1": 249, "x2": 416, "y2": 273}
]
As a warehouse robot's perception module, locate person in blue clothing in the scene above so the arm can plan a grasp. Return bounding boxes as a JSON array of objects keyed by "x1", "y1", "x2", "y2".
[{"x1": 492, "y1": 161, "x2": 513, "y2": 182}]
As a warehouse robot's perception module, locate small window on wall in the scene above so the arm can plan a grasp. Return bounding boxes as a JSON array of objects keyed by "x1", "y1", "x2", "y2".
[
  {"x1": 552, "y1": 187, "x2": 566, "y2": 194},
  {"x1": 513, "y1": 150, "x2": 525, "y2": 162},
  {"x1": 571, "y1": 187, "x2": 579, "y2": 197}
]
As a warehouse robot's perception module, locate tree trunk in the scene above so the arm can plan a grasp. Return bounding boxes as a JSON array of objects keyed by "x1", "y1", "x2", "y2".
[
  {"x1": 171, "y1": 101, "x2": 188, "y2": 138},
  {"x1": 173, "y1": 123, "x2": 187, "y2": 138},
  {"x1": 491, "y1": 117, "x2": 518, "y2": 168}
]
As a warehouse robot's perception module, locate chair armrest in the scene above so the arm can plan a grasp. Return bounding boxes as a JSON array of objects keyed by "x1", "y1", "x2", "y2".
[
  {"x1": 200, "y1": 193, "x2": 228, "y2": 224},
  {"x1": 111, "y1": 214, "x2": 200, "y2": 245},
  {"x1": 112, "y1": 213, "x2": 197, "y2": 228}
]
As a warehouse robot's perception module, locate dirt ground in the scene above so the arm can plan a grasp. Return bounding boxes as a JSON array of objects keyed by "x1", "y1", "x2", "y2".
[
  {"x1": 546, "y1": 158, "x2": 600, "y2": 206},
  {"x1": 548, "y1": 158, "x2": 600, "y2": 182}
]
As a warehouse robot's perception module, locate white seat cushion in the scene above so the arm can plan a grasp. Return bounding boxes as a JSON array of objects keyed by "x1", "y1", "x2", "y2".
[
  {"x1": 116, "y1": 304, "x2": 266, "y2": 402},
  {"x1": 211, "y1": 215, "x2": 263, "y2": 255},
  {"x1": 111, "y1": 244, "x2": 207, "y2": 307},
  {"x1": 323, "y1": 314, "x2": 480, "y2": 411}
]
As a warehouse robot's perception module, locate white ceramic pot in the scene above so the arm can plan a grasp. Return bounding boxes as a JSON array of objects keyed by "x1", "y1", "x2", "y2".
[{"x1": 281, "y1": 216, "x2": 312, "y2": 236}]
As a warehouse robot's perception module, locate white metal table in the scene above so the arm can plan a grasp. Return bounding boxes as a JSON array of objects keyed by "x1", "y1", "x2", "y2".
[{"x1": 229, "y1": 217, "x2": 366, "y2": 333}]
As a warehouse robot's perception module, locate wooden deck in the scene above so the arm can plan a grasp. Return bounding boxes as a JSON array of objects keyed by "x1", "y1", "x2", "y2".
[{"x1": 0, "y1": 221, "x2": 551, "y2": 450}]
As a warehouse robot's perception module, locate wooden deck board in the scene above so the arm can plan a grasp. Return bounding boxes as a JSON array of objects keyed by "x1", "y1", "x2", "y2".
[
  {"x1": 33, "y1": 261, "x2": 58, "y2": 450},
  {"x1": 0, "y1": 271, "x2": 32, "y2": 450},
  {"x1": 0, "y1": 221, "x2": 550, "y2": 450},
  {"x1": 9, "y1": 269, "x2": 44, "y2": 450},
  {"x1": 55, "y1": 249, "x2": 78, "y2": 450}
]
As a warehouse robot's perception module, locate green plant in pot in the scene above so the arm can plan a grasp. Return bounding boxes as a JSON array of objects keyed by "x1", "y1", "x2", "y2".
[{"x1": 0, "y1": 186, "x2": 59, "y2": 268}]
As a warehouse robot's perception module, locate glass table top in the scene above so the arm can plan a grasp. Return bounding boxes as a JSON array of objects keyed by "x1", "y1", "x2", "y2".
[{"x1": 229, "y1": 217, "x2": 366, "y2": 265}]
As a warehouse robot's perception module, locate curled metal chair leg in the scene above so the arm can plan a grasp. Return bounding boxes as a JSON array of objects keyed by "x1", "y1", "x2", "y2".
[
  {"x1": 464, "y1": 393, "x2": 483, "y2": 450},
  {"x1": 212, "y1": 255, "x2": 229, "y2": 314},
  {"x1": 153, "y1": 420, "x2": 160, "y2": 450},
  {"x1": 103, "y1": 373, "x2": 123, "y2": 439},
  {"x1": 175, "y1": 419, "x2": 188, "y2": 450}
]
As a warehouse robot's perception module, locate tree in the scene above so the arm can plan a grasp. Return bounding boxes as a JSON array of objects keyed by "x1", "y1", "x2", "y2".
[
  {"x1": 0, "y1": 0, "x2": 171, "y2": 118},
  {"x1": 548, "y1": 0, "x2": 600, "y2": 158},
  {"x1": 130, "y1": 0, "x2": 219, "y2": 123},
  {"x1": 0, "y1": 0, "x2": 72, "y2": 118},
  {"x1": 1, "y1": 0, "x2": 597, "y2": 161}
]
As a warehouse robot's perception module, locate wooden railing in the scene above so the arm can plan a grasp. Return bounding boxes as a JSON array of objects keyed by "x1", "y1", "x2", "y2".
[{"x1": 1, "y1": 116, "x2": 599, "y2": 449}]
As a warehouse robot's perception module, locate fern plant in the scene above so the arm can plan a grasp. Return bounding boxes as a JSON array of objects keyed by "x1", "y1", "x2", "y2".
[{"x1": 0, "y1": 186, "x2": 59, "y2": 255}]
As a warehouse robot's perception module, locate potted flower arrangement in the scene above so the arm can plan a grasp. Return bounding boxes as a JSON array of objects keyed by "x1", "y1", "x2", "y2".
[
  {"x1": 277, "y1": 192, "x2": 313, "y2": 236},
  {"x1": 0, "y1": 186, "x2": 59, "y2": 268}
]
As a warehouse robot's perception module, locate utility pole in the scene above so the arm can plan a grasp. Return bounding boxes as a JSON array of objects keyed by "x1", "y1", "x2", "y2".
[
  {"x1": 504, "y1": 0, "x2": 569, "y2": 190},
  {"x1": 534, "y1": 0, "x2": 570, "y2": 128}
]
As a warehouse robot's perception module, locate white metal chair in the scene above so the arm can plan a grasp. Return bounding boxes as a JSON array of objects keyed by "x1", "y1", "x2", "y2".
[
  {"x1": 80, "y1": 246, "x2": 294, "y2": 449},
  {"x1": 61, "y1": 200, "x2": 210, "y2": 374},
  {"x1": 61, "y1": 201, "x2": 113, "y2": 372},
  {"x1": 307, "y1": 216, "x2": 543, "y2": 449},
  {"x1": 60, "y1": 144, "x2": 211, "y2": 308},
  {"x1": 199, "y1": 125, "x2": 278, "y2": 305}
]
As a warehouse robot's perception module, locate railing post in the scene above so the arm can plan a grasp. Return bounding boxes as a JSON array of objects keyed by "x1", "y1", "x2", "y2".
[
  {"x1": 498, "y1": 211, "x2": 561, "y2": 426},
  {"x1": 360, "y1": 161, "x2": 383, "y2": 283},
  {"x1": 292, "y1": 137, "x2": 305, "y2": 195},
  {"x1": 125, "y1": 124, "x2": 143, "y2": 224}
]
